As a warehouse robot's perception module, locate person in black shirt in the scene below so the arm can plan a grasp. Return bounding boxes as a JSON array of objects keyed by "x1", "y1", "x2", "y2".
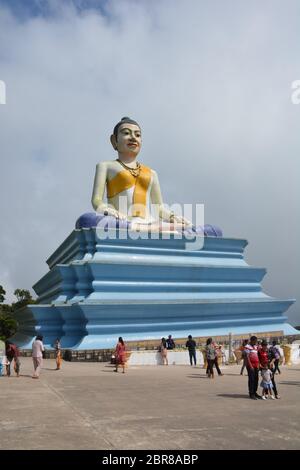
[
  {"x1": 186, "y1": 335, "x2": 197, "y2": 366},
  {"x1": 166, "y1": 335, "x2": 175, "y2": 350}
]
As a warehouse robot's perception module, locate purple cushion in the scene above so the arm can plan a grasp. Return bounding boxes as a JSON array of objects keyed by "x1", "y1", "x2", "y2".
[
  {"x1": 76, "y1": 212, "x2": 130, "y2": 230},
  {"x1": 185, "y1": 224, "x2": 223, "y2": 237},
  {"x1": 76, "y1": 214, "x2": 222, "y2": 237}
]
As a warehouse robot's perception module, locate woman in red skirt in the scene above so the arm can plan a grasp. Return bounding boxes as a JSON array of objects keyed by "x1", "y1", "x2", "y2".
[{"x1": 115, "y1": 337, "x2": 126, "y2": 373}]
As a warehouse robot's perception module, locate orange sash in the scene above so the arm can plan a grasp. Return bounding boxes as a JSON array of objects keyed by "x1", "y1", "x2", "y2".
[{"x1": 107, "y1": 165, "x2": 152, "y2": 218}]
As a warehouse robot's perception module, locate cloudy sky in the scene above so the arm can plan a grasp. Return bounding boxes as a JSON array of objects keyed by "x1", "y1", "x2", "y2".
[{"x1": 0, "y1": 0, "x2": 299, "y2": 325}]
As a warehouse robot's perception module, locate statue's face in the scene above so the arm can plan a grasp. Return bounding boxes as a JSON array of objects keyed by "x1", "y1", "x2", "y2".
[{"x1": 112, "y1": 123, "x2": 142, "y2": 157}]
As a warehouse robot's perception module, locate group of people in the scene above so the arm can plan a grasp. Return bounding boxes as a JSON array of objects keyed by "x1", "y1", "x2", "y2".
[
  {"x1": 241, "y1": 336, "x2": 281, "y2": 400},
  {"x1": 158, "y1": 335, "x2": 225, "y2": 373},
  {"x1": 2, "y1": 336, "x2": 125, "y2": 377},
  {"x1": 159, "y1": 335, "x2": 176, "y2": 365},
  {"x1": 2, "y1": 334, "x2": 284, "y2": 400},
  {"x1": 31, "y1": 336, "x2": 62, "y2": 378},
  {"x1": 1, "y1": 336, "x2": 62, "y2": 379},
  {"x1": 159, "y1": 334, "x2": 283, "y2": 400}
]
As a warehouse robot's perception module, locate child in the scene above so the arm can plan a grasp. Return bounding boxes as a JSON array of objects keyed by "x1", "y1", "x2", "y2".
[
  {"x1": 260, "y1": 366, "x2": 275, "y2": 400},
  {"x1": 219, "y1": 344, "x2": 226, "y2": 365},
  {"x1": 2, "y1": 355, "x2": 10, "y2": 376}
]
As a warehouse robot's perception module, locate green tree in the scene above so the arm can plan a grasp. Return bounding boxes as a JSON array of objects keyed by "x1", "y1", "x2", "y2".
[
  {"x1": 0, "y1": 285, "x2": 5, "y2": 303},
  {"x1": 12, "y1": 288, "x2": 36, "y2": 311},
  {"x1": 0, "y1": 313, "x2": 17, "y2": 341},
  {"x1": 0, "y1": 285, "x2": 17, "y2": 340},
  {"x1": 0, "y1": 286, "x2": 36, "y2": 340},
  {"x1": 14, "y1": 289, "x2": 32, "y2": 303}
]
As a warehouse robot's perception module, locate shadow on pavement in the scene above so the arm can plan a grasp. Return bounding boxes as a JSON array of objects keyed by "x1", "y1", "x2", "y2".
[
  {"x1": 222, "y1": 373, "x2": 243, "y2": 377},
  {"x1": 187, "y1": 374, "x2": 210, "y2": 379},
  {"x1": 279, "y1": 381, "x2": 300, "y2": 386},
  {"x1": 217, "y1": 393, "x2": 250, "y2": 399}
]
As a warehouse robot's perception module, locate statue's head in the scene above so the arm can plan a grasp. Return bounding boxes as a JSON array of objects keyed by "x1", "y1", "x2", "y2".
[{"x1": 110, "y1": 117, "x2": 142, "y2": 159}]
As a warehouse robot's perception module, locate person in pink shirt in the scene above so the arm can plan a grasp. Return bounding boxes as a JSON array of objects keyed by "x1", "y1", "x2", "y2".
[{"x1": 32, "y1": 335, "x2": 45, "y2": 379}]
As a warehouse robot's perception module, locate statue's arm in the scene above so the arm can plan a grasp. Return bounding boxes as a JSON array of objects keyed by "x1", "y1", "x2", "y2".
[
  {"x1": 150, "y1": 171, "x2": 191, "y2": 226},
  {"x1": 92, "y1": 162, "x2": 107, "y2": 212},
  {"x1": 149, "y1": 171, "x2": 167, "y2": 219},
  {"x1": 91, "y1": 162, "x2": 126, "y2": 219}
]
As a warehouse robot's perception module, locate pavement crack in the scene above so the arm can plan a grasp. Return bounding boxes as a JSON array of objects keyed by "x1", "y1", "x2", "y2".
[{"x1": 41, "y1": 380, "x2": 115, "y2": 449}]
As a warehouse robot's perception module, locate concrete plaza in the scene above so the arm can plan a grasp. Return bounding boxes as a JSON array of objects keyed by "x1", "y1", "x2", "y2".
[{"x1": 0, "y1": 357, "x2": 299, "y2": 450}]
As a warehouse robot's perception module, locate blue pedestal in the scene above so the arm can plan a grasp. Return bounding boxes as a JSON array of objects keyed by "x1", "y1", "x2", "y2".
[{"x1": 12, "y1": 228, "x2": 297, "y2": 349}]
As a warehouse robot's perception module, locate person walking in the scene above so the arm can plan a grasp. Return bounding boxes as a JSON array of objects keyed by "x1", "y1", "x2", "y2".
[
  {"x1": 206, "y1": 339, "x2": 223, "y2": 376},
  {"x1": 32, "y1": 335, "x2": 45, "y2": 379},
  {"x1": 213, "y1": 341, "x2": 224, "y2": 376},
  {"x1": 166, "y1": 335, "x2": 176, "y2": 350},
  {"x1": 245, "y1": 336, "x2": 261, "y2": 400},
  {"x1": 5, "y1": 341, "x2": 20, "y2": 377},
  {"x1": 240, "y1": 339, "x2": 248, "y2": 375},
  {"x1": 269, "y1": 357, "x2": 281, "y2": 399},
  {"x1": 205, "y1": 338, "x2": 216, "y2": 378},
  {"x1": 114, "y1": 337, "x2": 126, "y2": 373},
  {"x1": 54, "y1": 338, "x2": 62, "y2": 370},
  {"x1": 186, "y1": 335, "x2": 197, "y2": 366},
  {"x1": 160, "y1": 338, "x2": 168, "y2": 366},
  {"x1": 270, "y1": 340, "x2": 282, "y2": 374}
]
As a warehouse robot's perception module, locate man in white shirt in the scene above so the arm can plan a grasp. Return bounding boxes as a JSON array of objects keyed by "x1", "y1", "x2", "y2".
[{"x1": 32, "y1": 335, "x2": 45, "y2": 379}]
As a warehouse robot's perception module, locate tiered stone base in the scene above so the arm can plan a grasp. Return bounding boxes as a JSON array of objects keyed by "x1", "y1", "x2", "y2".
[{"x1": 11, "y1": 228, "x2": 297, "y2": 350}]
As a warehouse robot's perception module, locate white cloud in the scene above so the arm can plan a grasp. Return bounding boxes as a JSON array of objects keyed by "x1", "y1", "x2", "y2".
[{"x1": 0, "y1": 0, "x2": 299, "y2": 324}]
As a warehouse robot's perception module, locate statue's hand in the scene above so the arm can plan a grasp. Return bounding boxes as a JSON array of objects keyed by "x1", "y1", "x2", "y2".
[
  {"x1": 103, "y1": 207, "x2": 127, "y2": 221},
  {"x1": 170, "y1": 213, "x2": 192, "y2": 228}
]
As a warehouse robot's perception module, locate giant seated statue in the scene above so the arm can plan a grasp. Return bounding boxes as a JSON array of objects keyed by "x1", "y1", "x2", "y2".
[{"x1": 76, "y1": 117, "x2": 222, "y2": 237}]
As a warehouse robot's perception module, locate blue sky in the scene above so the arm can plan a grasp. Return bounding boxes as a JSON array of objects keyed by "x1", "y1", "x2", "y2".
[{"x1": 0, "y1": 0, "x2": 299, "y2": 326}]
